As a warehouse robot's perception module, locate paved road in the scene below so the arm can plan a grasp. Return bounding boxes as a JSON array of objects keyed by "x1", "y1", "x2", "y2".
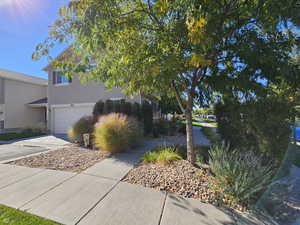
[{"x1": 0, "y1": 135, "x2": 70, "y2": 162}]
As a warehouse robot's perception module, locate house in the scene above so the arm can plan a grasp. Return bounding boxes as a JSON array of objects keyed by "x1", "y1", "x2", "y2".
[
  {"x1": 44, "y1": 62, "x2": 142, "y2": 134},
  {"x1": 0, "y1": 69, "x2": 47, "y2": 133}
]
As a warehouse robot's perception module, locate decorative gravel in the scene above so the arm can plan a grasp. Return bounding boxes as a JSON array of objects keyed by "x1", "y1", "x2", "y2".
[
  {"x1": 123, "y1": 160, "x2": 248, "y2": 211},
  {"x1": 9, "y1": 145, "x2": 109, "y2": 173},
  {"x1": 124, "y1": 161, "x2": 217, "y2": 201}
]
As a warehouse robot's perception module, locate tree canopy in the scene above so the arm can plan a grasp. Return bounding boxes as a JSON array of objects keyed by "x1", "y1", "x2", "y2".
[{"x1": 34, "y1": 0, "x2": 300, "y2": 163}]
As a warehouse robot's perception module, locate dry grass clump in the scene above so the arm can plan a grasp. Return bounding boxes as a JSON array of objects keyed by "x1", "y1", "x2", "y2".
[{"x1": 93, "y1": 113, "x2": 142, "y2": 153}]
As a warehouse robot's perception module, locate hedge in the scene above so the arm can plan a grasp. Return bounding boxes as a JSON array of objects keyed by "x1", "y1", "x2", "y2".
[
  {"x1": 93, "y1": 99, "x2": 153, "y2": 135},
  {"x1": 214, "y1": 96, "x2": 296, "y2": 160}
]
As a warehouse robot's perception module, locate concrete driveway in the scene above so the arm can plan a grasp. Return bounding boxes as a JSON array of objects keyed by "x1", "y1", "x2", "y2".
[{"x1": 0, "y1": 135, "x2": 70, "y2": 162}]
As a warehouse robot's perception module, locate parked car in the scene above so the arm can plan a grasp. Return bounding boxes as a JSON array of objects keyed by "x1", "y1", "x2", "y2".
[
  {"x1": 206, "y1": 115, "x2": 216, "y2": 121},
  {"x1": 295, "y1": 126, "x2": 300, "y2": 142}
]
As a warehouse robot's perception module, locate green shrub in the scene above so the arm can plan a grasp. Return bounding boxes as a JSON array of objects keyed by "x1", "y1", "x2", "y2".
[
  {"x1": 103, "y1": 100, "x2": 114, "y2": 114},
  {"x1": 123, "y1": 102, "x2": 132, "y2": 116},
  {"x1": 176, "y1": 122, "x2": 186, "y2": 135},
  {"x1": 93, "y1": 113, "x2": 141, "y2": 153},
  {"x1": 113, "y1": 100, "x2": 121, "y2": 113},
  {"x1": 142, "y1": 146, "x2": 182, "y2": 164},
  {"x1": 141, "y1": 101, "x2": 153, "y2": 135},
  {"x1": 215, "y1": 96, "x2": 295, "y2": 160},
  {"x1": 209, "y1": 143, "x2": 274, "y2": 203},
  {"x1": 132, "y1": 102, "x2": 142, "y2": 120},
  {"x1": 142, "y1": 151, "x2": 160, "y2": 163},
  {"x1": 93, "y1": 100, "x2": 104, "y2": 117},
  {"x1": 68, "y1": 116, "x2": 94, "y2": 141}
]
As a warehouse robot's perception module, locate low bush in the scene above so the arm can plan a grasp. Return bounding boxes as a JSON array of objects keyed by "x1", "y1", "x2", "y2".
[
  {"x1": 142, "y1": 146, "x2": 182, "y2": 164},
  {"x1": 177, "y1": 122, "x2": 186, "y2": 135},
  {"x1": 209, "y1": 143, "x2": 274, "y2": 204},
  {"x1": 93, "y1": 113, "x2": 141, "y2": 153},
  {"x1": 141, "y1": 101, "x2": 153, "y2": 135},
  {"x1": 93, "y1": 100, "x2": 104, "y2": 117},
  {"x1": 68, "y1": 116, "x2": 94, "y2": 141}
]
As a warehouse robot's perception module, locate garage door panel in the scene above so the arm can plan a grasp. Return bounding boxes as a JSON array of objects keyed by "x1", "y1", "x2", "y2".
[{"x1": 53, "y1": 106, "x2": 93, "y2": 134}]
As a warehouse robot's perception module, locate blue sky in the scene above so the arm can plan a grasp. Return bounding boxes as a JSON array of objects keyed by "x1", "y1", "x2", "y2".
[{"x1": 0, "y1": 0, "x2": 69, "y2": 79}]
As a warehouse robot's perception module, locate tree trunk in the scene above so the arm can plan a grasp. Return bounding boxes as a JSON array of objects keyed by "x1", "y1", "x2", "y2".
[{"x1": 185, "y1": 109, "x2": 195, "y2": 164}]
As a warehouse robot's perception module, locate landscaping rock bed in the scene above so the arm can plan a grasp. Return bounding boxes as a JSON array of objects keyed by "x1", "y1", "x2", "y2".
[
  {"x1": 9, "y1": 145, "x2": 109, "y2": 173},
  {"x1": 124, "y1": 161, "x2": 217, "y2": 202},
  {"x1": 123, "y1": 160, "x2": 248, "y2": 212}
]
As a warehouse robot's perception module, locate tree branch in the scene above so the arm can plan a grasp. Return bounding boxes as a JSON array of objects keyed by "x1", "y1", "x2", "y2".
[{"x1": 172, "y1": 81, "x2": 186, "y2": 114}]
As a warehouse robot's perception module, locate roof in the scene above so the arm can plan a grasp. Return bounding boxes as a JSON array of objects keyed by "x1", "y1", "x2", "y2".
[
  {"x1": 28, "y1": 98, "x2": 48, "y2": 105},
  {"x1": 43, "y1": 46, "x2": 75, "y2": 71},
  {"x1": 0, "y1": 69, "x2": 47, "y2": 86}
]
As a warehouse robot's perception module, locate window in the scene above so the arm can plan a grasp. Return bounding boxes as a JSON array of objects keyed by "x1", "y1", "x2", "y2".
[{"x1": 52, "y1": 71, "x2": 72, "y2": 85}]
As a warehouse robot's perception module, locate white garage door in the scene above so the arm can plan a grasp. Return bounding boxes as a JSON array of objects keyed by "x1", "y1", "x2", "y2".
[{"x1": 53, "y1": 105, "x2": 93, "y2": 134}]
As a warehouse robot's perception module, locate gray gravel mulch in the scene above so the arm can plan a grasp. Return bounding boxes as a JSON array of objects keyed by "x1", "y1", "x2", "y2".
[{"x1": 9, "y1": 145, "x2": 109, "y2": 173}]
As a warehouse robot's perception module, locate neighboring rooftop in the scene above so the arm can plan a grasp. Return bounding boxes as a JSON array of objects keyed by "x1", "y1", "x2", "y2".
[
  {"x1": 0, "y1": 69, "x2": 47, "y2": 86},
  {"x1": 28, "y1": 98, "x2": 48, "y2": 105}
]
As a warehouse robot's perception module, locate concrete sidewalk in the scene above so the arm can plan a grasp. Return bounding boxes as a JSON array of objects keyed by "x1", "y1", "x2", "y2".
[
  {"x1": 0, "y1": 129, "x2": 269, "y2": 225},
  {"x1": 0, "y1": 135, "x2": 70, "y2": 162}
]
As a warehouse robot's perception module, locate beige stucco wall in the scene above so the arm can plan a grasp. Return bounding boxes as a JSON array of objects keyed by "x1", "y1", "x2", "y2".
[
  {"x1": 4, "y1": 79, "x2": 47, "y2": 129},
  {"x1": 48, "y1": 71, "x2": 141, "y2": 106},
  {"x1": 0, "y1": 78, "x2": 4, "y2": 104},
  {"x1": 0, "y1": 104, "x2": 4, "y2": 121}
]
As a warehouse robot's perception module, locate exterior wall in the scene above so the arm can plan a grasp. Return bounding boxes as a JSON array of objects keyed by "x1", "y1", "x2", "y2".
[
  {"x1": 48, "y1": 71, "x2": 140, "y2": 105},
  {"x1": 4, "y1": 79, "x2": 47, "y2": 129},
  {"x1": 0, "y1": 78, "x2": 4, "y2": 104},
  {"x1": 0, "y1": 104, "x2": 4, "y2": 129}
]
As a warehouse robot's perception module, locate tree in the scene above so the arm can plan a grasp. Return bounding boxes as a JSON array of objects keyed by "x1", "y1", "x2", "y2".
[{"x1": 34, "y1": 0, "x2": 300, "y2": 164}]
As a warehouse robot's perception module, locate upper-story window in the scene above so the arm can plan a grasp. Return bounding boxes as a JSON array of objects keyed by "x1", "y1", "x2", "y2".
[{"x1": 52, "y1": 71, "x2": 72, "y2": 85}]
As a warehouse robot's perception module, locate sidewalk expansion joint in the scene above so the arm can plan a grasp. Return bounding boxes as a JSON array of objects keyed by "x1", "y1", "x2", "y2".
[
  {"x1": 158, "y1": 192, "x2": 167, "y2": 225},
  {"x1": 0, "y1": 169, "x2": 45, "y2": 191},
  {"x1": 19, "y1": 173, "x2": 78, "y2": 210},
  {"x1": 75, "y1": 180, "x2": 121, "y2": 225},
  {"x1": 82, "y1": 173, "x2": 120, "y2": 181}
]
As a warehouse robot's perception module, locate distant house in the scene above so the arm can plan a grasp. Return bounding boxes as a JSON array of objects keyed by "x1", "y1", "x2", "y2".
[{"x1": 0, "y1": 69, "x2": 47, "y2": 133}]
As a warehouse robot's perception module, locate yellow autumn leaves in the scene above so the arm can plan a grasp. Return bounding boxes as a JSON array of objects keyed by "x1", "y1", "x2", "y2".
[
  {"x1": 186, "y1": 17, "x2": 212, "y2": 68},
  {"x1": 157, "y1": 0, "x2": 169, "y2": 13},
  {"x1": 186, "y1": 16, "x2": 207, "y2": 44}
]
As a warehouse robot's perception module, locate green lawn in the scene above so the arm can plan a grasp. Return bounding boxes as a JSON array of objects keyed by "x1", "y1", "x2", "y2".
[
  {"x1": 0, "y1": 132, "x2": 43, "y2": 141},
  {"x1": 0, "y1": 205, "x2": 60, "y2": 225},
  {"x1": 181, "y1": 119, "x2": 217, "y2": 128},
  {"x1": 192, "y1": 117, "x2": 218, "y2": 127},
  {"x1": 192, "y1": 120, "x2": 218, "y2": 127}
]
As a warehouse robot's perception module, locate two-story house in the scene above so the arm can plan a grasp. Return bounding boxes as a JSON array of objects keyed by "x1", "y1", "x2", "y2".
[
  {"x1": 0, "y1": 69, "x2": 47, "y2": 132},
  {"x1": 44, "y1": 62, "x2": 142, "y2": 134}
]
